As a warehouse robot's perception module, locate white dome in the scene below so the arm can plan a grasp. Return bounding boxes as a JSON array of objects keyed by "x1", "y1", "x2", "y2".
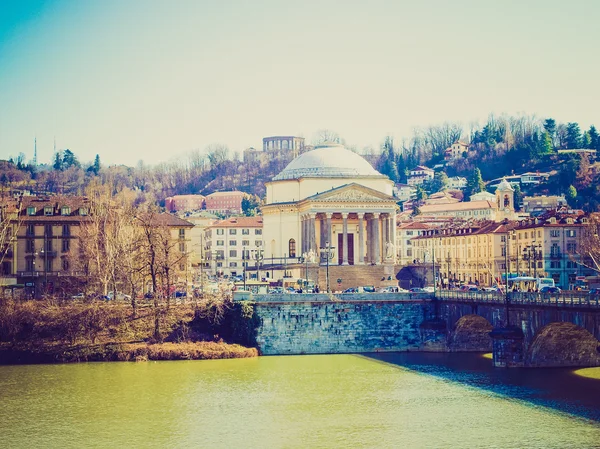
[{"x1": 272, "y1": 144, "x2": 382, "y2": 181}]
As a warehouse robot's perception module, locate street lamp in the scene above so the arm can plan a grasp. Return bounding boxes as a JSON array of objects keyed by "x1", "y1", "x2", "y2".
[
  {"x1": 243, "y1": 246, "x2": 247, "y2": 291},
  {"x1": 319, "y1": 241, "x2": 335, "y2": 293},
  {"x1": 254, "y1": 248, "x2": 264, "y2": 282}
]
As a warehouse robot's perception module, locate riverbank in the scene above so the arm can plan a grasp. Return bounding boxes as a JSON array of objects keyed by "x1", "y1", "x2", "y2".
[{"x1": 0, "y1": 298, "x2": 259, "y2": 364}]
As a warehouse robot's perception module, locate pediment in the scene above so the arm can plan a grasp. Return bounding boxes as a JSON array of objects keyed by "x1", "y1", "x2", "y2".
[{"x1": 305, "y1": 183, "x2": 395, "y2": 203}]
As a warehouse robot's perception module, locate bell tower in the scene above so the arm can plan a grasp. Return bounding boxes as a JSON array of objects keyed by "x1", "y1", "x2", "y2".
[{"x1": 495, "y1": 178, "x2": 515, "y2": 215}]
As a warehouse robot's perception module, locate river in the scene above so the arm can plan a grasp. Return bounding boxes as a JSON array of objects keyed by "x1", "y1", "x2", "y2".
[{"x1": 1, "y1": 353, "x2": 599, "y2": 448}]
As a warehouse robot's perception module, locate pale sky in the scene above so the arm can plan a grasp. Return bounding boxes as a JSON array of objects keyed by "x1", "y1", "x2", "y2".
[{"x1": 0, "y1": 0, "x2": 598, "y2": 166}]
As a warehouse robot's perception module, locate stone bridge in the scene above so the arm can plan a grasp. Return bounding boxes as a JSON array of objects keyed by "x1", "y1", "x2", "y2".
[{"x1": 239, "y1": 291, "x2": 600, "y2": 368}]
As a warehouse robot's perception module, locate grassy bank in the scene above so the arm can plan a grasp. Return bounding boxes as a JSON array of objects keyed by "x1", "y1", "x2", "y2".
[{"x1": 0, "y1": 298, "x2": 259, "y2": 365}]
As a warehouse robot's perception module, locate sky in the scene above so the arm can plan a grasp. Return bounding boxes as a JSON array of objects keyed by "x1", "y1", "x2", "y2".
[{"x1": 0, "y1": 0, "x2": 599, "y2": 166}]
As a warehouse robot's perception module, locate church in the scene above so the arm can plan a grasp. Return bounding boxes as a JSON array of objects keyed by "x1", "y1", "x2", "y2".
[{"x1": 261, "y1": 144, "x2": 399, "y2": 280}]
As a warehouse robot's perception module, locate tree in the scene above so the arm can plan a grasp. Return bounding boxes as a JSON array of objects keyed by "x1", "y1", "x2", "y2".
[
  {"x1": 241, "y1": 195, "x2": 261, "y2": 216},
  {"x1": 566, "y1": 122, "x2": 582, "y2": 149},
  {"x1": 566, "y1": 185, "x2": 577, "y2": 206},
  {"x1": 513, "y1": 184, "x2": 523, "y2": 211},
  {"x1": 466, "y1": 168, "x2": 485, "y2": 197},
  {"x1": 89, "y1": 154, "x2": 101, "y2": 175},
  {"x1": 415, "y1": 186, "x2": 427, "y2": 203},
  {"x1": 576, "y1": 213, "x2": 600, "y2": 272},
  {"x1": 588, "y1": 125, "x2": 600, "y2": 150},
  {"x1": 576, "y1": 153, "x2": 592, "y2": 189},
  {"x1": 428, "y1": 171, "x2": 448, "y2": 193},
  {"x1": 312, "y1": 129, "x2": 342, "y2": 145},
  {"x1": 62, "y1": 149, "x2": 80, "y2": 169},
  {"x1": 543, "y1": 118, "x2": 556, "y2": 137},
  {"x1": 378, "y1": 136, "x2": 399, "y2": 182},
  {"x1": 53, "y1": 152, "x2": 63, "y2": 171}
]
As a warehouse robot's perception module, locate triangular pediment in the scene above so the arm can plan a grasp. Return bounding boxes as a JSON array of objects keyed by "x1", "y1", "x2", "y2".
[{"x1": 304, "y1": 183, "x2": 396, "y2": 203}]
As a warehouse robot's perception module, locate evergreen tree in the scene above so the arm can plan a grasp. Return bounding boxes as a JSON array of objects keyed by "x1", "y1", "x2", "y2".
[
  {"x1": 379, "y1": 136, "x2": 399, "y2": 182},
  {"x1": 543, "y1": 118, "x2": 556, "y2": 137},
  {"x1": 93, "y1": 154, "x2": 101, "y2": 175},
  {"x1": 466, "y1": 168, "x2": 485, "y2": 197},
  {"x1": 589, "y1": 125, "x2": 600, "y2": 150},
  {"x1": 541, "y1": 131, "x2": 553, "y2": 154},
  {"x1": 62, "y1": 149, "x2": 80, "y2": 169},
  {"x1": 513, "y1": 184, "x2": 523, "y2": 211},
  {"x1": 566, "y1": 122, "x2": 582, "y2": 149},
  {"x1": 53, "y1": 152, "x2": 63, "y2": 171}
]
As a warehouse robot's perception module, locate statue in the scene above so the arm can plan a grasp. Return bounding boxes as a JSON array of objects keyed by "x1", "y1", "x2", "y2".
[
  {"x1": 385, "y1": 241, "x2": 395, "y2": 260},
  {"x1": 307, "y1": 249, "x2": 316, "y2": 264}
]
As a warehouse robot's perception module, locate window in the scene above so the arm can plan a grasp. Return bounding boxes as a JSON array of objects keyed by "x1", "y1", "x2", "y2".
[
  {"x1": 538, "y1": 261, "x2": 543, "y2": 268},
  {"x1": 27, "y1": 206, "x2": 36, "y2": 216},
  {"x1": 242, "y1": 229, "x2": 250, "y2": 235},
  {"x1": 230, "y1": 250, "x2": 237, "y2": 257},
  {"x1": 406, "y1": 231, "x2": 413, "y2": 236},
  {"x1": 216, "y1": 240, "x2": 224, "y2": 246},
  {"x1": 62, "y1": 239, "x2": 70, "y2": 252},
  {"x1": 242, "y1": 240, "x2": 250, "y2": 246},
  {"x1": 501, "y1": 247, "x2": 506, "y2": 256},
  {"x1": 216, "y1": 250, "x2": 225, "y2": 259},
  {"x1": 538, "y1": 231, "x2": 541, "y2": 238},
  {"x1": 79, "y1": 208, "x2": 88, "y2": 216},
  {"x1": 255, "y1": 240, "x2": 262, "y2": 247},
  {"x1": 62, "y1": 225, "x2": 70, "y2": 236},
  {"x1": 567, "y1": 243, "x2": 577, "y2": 253},
  {"x1": 229, "y1": 262, "x2": 237, "y2": 268},
  {"x1": 289, "y1": 239, "x2": 296, "y2": 258},
  {"x1": 61, "y1": 206, "x2": 70, "y2": 216},
  {"x1": 26, "y1": 258, "x2": 34, "y2": 272},
  {"x1": 255, "y1": 229, "x2": 262, "y2": 235},
  {"x1": 216, "y1": 229, "x2": 224, "y2": 235},
  {"x1": 229, "y1": 240, "x2": 237, "y2": 246},
  {"x1": 566, "y1": 230, "x2": 576, "y2": 237},
  {"x1": 550, "y1": 230, "x2": 560, "y2": 238},
  {"x1": 179, "y1": 263, "x2": 185, "y2": 271},
  {"x1": 179, "y1": 242, "x2": 186, "y2": 253},
  {"x1": 26, "y1": 239, "x2": 35, "y2": 253},
  {"x1": 44, "y1": 206, "x2": 53, "y2": 216},
  {"x1": 26, "y1": 224, "x2": 35, "y2": 236},
  {"x1": 62, "y1": 259, "x2": 69, "y2": 271},
  {"x1": 45, "y1": 224, "x2": 53, "y2": 237},
  {"x1": 566, "y1": 261, "x2": 578, "y2": 269},
  {"x1": 407, "y1": 249, "x2": 412, "y2": 257},
  {"x1": 179, "y1": 228, "x2": 186, "y2": 239},
  {"x1": 500, "y1": 236, "x2": 506, "y2": 243},
  {"x1": 550, "y1": 261, "x2": 561, "y2": 269},
  {"x1": 229, "y1": 229, "x2": 237, "y2": 235},
  {"x1": 45, "y1": 258, "x2": 53, "y2": 272}
]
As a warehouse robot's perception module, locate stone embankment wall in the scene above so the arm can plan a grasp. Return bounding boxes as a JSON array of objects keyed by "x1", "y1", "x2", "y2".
[{"x1": 251, "y1": 293, "x2": 433, "y2": 355}]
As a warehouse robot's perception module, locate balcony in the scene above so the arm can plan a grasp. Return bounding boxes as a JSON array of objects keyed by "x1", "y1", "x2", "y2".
[
  {"x1": 38, "y1": 250, "x2": 57, "y2": 258},
  {"x1": 549, "y1": 252, "x2": 562, "y2": 259}
]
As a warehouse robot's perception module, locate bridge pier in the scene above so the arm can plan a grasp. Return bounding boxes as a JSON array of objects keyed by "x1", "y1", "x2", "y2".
[
  {"x1": 489, "y1": 326, "x2": 525, "y2": 368},
  {"x1": 419, "y1": 318, "x2": 447, "y2": 351}
]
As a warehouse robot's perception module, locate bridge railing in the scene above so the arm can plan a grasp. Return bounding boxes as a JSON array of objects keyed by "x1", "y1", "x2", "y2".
[{"x1": 436, "y1": 290, "x2": 600, "y2": 307}]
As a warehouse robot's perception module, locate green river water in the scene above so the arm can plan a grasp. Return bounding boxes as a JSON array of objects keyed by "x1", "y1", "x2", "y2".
[{"x1": 1, "y1": 353, "x2": 599, "y2": 448}]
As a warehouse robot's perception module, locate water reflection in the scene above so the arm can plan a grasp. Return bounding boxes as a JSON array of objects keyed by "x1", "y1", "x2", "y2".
[{"x1": 365, "y1": 352, "x2": 600, "y2": 421}]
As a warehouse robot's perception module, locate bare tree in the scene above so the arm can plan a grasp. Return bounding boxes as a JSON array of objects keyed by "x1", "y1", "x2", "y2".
[
  {"x1": 576, "y1": 214, "x2": 600, "y2": 273},
  {"x1": 311, "y1": 129, "x2": 342, "y2": 145}
]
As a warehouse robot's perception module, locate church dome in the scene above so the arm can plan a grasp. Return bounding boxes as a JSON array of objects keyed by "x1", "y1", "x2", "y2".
[
  {"x1": 272, "y1": 143, "x2": 382, "y2": 181},
  {"x1": 496, "y1": 178, "x2": 514, "y2": 191}
]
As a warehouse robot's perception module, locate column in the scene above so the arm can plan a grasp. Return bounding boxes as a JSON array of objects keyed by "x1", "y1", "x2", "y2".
[
  {"x1": 342, "y1": 213, "x2": 349, "y2": 265},
  {"x1": 309, "y1": 213, "x2": 316, "y2": 254},
  {"x1": 326, "y1": 213, "x2": 332, "y2": 246},
  {"x1": 391, "y1": 212, "x2": 397, "y2": 263},
  {"x1": 373, "y1": 213, "x2": 381, "y2": 265},
  {"x1": 358, "y1": 213, "x2": 365, "y2": 265},
  {"x1": 302, "y1": 215, "x2": 307, "y2": 254},
  {"x1": 366, "y1": 215, "x2": 372, "y2": 264}
]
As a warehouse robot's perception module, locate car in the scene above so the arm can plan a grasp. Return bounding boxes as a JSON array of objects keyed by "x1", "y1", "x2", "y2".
[
  {"x1": 174, "y1": 291, "x2": 187, "y2": 298},
  {"x1": 482, "y1": 287, "x2": 501, "y2": 293},
  {"x1": 539, "y1": 286, "x2": 561, "y2": 294},
  {"x1": 343, "y1": 287, "x2": 358, "y2": 293},
  {"x1": 362, "y1": 286, "x2": 376, "y2": 293},
  {"x1": 588, "y1": 288, "x2": 599, "y2": 295},
  {"x1": 71, "y1": 292, "x2": 85, "y2": 299},
  {"x1": 422, "y1": 286, "x2": 435, "y2": 293},
  {"x1": 459, "y1": 284, "x2": 479, "y2": 292},
  {"x1": 106, "y1": 291, "x2": 132, "y2": 301},
  {"x1": 409, "y1": 287, "x2": 426, "y2": 293},
  {"x1": 144, "y1": 292, "x2": 154, "y2": 299}
]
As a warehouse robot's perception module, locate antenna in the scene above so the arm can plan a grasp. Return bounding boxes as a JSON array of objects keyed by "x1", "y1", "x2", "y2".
[
  {"x1": 54, "y1": 136, "x2": 56, "y2": 154},
  {"x1": 34, "y1": 137, "x2": 37, "y2": 165}
]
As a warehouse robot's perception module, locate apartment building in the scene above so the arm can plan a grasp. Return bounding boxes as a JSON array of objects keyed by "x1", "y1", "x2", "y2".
[
  {"x1": 204, "y1": 216, "x2": 263, "y2": 278},
  {"x1": 204, "y1": 191, "x2": 246, "y2": 215}
]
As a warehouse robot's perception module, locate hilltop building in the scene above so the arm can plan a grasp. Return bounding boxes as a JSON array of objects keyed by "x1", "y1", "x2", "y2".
[
  {"x1": 165, "y1": 194, "x2": 205, "y2": 213},
  {"x1": 407, "y1": 166, "x2": 434, "y2": 186},
  {"x1": 204, "y1": 191, "x2": 245, "y2": 215},
  {"x1": 444, "y1": 141, "x2": 469, "y2": 160}
]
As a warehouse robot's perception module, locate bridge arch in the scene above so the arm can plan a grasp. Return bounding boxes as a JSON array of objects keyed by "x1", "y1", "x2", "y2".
[
  {"x1": 449, "y1": 314, "x2": 493, "y2": 352},
  {"x1": 526, "y1": 322, "x2": 600, "y2": 367}
]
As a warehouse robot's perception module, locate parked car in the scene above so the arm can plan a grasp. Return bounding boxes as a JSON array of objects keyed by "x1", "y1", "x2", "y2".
[
  {"x1": 106, "y1": 291, "x2": 132, "y2": 301},
  {"x1": 482, "y1": 287, "x2": 501, "y2": 293},
  {"x1": 409, "y1": 287, "x2": 425, "y2": 293},
  {"x1": 362, "y1": 286, "x2": 376, "y2": 293},
  {"x1": 539, "y1": 286, "x2": 561, "y2": 294},
  {"x1": 343, "y1": 287, "x2": 358, "y2": 293},
  {"x1": 174, "y1": 291, "x2": 187, "y2": 298},
  {"x1": 71, "y1": 292, "x2": 85, "y2": 299},
  {"x1": 459, "y1": 284, "x2": 479, "y2": 292},
  {"x1": 422, "y1": 286, "x2": 435, "y2": 293},
  {"x1": 588, "y1": 288, "x2": 600, "y2": 295}
]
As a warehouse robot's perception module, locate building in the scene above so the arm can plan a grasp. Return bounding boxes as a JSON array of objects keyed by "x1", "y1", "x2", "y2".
[
  {"x1": 470, "y1": 191, "x2": 496, "y2": 202},
  {"x1": 412, "y1": 214, "x2": 590, "y2": 289},
  {"x1": 165, "y1": 194, "x2": 205, "y2": 213},
  {"x1": 263, "y1": 136, "x2": 306, "y2": 159},
  {"x1": 520, "y1": 172, "x2": 551, "y2": 185},
  {"x1": 444, "y1": 141, "x2": 469, "y2": 160},
  {"x1": 243, "y1": 147, "x2": 266, "y2": 165},
  {"x1": 204, "y1": 191, "x2": 246, "y2": 215},
  {"x1": 182, "y1": 211, "x2": 219, "y2": 266},
  {"x1": 396, "y1": 221, "x2": 432, "y2": 266},
  {"x1": 13, "y1": 196, "x2": 91, "y2": 295},
  {"x1": 407, "y1": 166, "x2": 435, "y2": 186},
  {"x1": 262, "y1": 143, "x2": 398, "y2": 267},
  {"x1": 417, "y1": 178, "x2": 517, "y2": 222},
  {"x1": 447, "y1": 176, "x2": 467, "y2": 190},
  {"x1": 204, "y1": 216, "x2": 263, "y2": 278},
  {"x1": 523, "y1": 195, "x2": 568, "y2": 215},
  {"x1": 393, "y1": 183, "x2": 417, "y2": 202}
]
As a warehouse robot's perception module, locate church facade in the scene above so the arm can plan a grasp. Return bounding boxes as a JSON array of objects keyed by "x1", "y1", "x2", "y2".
[{"x1": 262, "y1": 144, "x2": 399, "y2": 266}]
